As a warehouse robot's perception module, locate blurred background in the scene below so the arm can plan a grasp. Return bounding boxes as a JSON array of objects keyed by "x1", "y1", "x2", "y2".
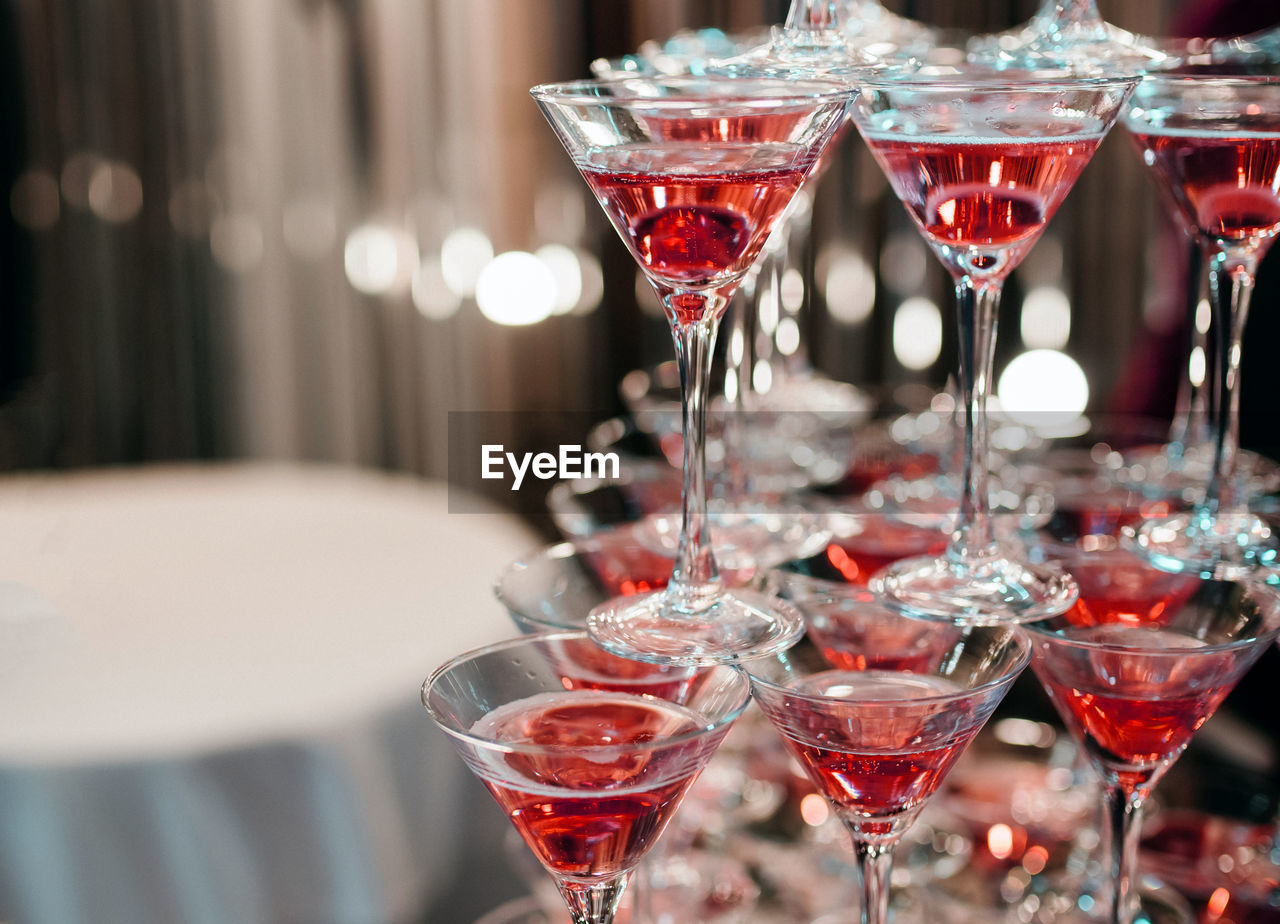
[
  {"x1": 3, "y1": 0, "x2": 1276, "y2": 503},
  {"x1": 4, "y1": 2, "x2": 1280, "y2": 923}
]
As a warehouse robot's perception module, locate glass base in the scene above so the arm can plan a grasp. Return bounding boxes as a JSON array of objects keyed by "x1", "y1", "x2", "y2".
[
  {"x1": 634, "y1": 507, "x2": 833, "y2": 574},
  {"x1": 1125, "y1": 444, "x2": 1280, "y2": 500},
  {"x1": 864, "y1": 472, "x2": 1054, "y2": 539},
  {"x1": 870, "y1": 550, "x2": 1078, "y2": 625},
  {"x1": 1132, "y1": 510, "x2": 1280, "y2": 578},
  {"x1": 587, "y1": 588, "x2": 805, "y2": 665}
]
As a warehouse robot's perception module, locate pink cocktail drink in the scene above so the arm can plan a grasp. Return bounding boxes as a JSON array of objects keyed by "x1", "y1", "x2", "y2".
[
  {"x1": 1129, "y1": 122, "x2": 1280, "y2": 243},
  {"x1": 765, "y1": 670, "x2": 988, "y2": 839},
  {"x1": 770, "y1": 576, "x2": 961, "y2": 674},
  {"x1": 865, "y1": 133, "x2": 1103, "y2": 259},
  {"x1": 424, "y1": 631, "x2": 751, "y2": 924},
  {"x1": 581, "y1": 143, "x2": 812, "y2": 323},
  {"x1": 1033, "y1": 624, "x2": 1237, "y2": 787},
  {"x1": 747, "y1": 608, "x2": 1029, "y2": 924},
  {"x1": 472, "y1": 690, "x2": 713, "y2": 881},
  {"x1": 1025, "y1": 538, "x2": 1280, "y2": 924}
]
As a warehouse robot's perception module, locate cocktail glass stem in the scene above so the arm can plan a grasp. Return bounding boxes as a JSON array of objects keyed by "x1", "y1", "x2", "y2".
[
  {"x1": 1167, "y1": 241, "x2": 1211, "y2": 456},
  {"x1": 668, "y1": 296, "x2": 728, "y2": 614},
  {"x1": 558, "y1": 876, "x2": 629, "y2": 924},
  {"x1": 785, "y1": 0, "x2": 844, "y2": 32},
  {"x1": 1054, "y1": 0, "x2": 1103, "y2": 28},
  {"x1": 853, "y1": 839, "x2": 896, "y2": 924},
  {"x1": 1201, "y1": 246, "x2": 1257, "y2": 521},
  {"x1": 1102, "y1": 781, "x2": 1150, "y2": 924},
  {"x1": 951, "y1": 275, "x2": 1001, "y2": 562}
]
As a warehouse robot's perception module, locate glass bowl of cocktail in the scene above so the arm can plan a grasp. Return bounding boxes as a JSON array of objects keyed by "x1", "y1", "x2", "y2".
[
  {"x1": 743, "y1": 589, "x2": 1031, "y2": 924},
  {"x1": 530, "y1": 76, "x2": 852, "y2": 664},
  {"x1": 423, "y1": 631, "x2": 752, "y2": 924},
  {"x1": 1018, "y1": 533, "x2": 1280, "y2": 924}
]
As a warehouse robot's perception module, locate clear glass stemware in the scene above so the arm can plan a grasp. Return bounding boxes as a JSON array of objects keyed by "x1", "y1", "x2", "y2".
[
  {"x1": 745, "y1": 591, "x2": 1030, "y2": 924},
  {"x1": 846, "y1": 71, "x2": 1137, "y2": 623},
  {"x1": 1024, "y1": 537, "x2": 1280, "y2": 924},
  {"x1": 530, "y1": 77, "x2": 851, "y2": 663},
  {"x1": 1123, "y1": 75, "x2": 1280, "y2": 577},
  {"x1": 423, "y1": 631, "x2": 752, "y2": 924}
]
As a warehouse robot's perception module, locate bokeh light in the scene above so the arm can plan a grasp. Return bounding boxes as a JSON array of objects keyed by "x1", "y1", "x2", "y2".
[
  {"x1": 411, "y1": 257, "x2": 462, "y2": 320},
  {"x1": 440, "y1": 227, "x2": 493, "y2": 297},
  {"x1": 776, "y1": 317, "x2": 801, "y2": 356},
  {"x1": 535, "y1": 243, "x2": 583, "y2": 316},
  {"x1": 475, "y1": 251, "x2": 555, "y2": 326},
  {"x1": 1020, "y1": 285, "x2": 1072, "y2": 350},
  {"x1": 997, "y1": 349, "x2": 1090, "y2": 430},
  {"x1": 88, "y1": 160, "x2": 144, "y2": 223},
  {"x1": 572, "y1": 250, "x2": 603, "y2": 316},
  {"x1": 1188, "y1": 345, "x2": 1206, "y2": 388},
  {"x1": 821, "y1": 246, "x2": 875, "y2": 325},
  {"x1": 780, "y1": 267, "x2": 804, "y2": 313},
  {"x1": 893, "y1": 296, "x2": 943, "y2": 370},
  {"x1": 344, "y1": 224, "x2": 417, "y2": 295},
  {"x1": 9, "y1": 168, "x2": 60, "y2": 231},
  {"x1": 879, "y1": 230, "x2": 929, "y2": 295}
]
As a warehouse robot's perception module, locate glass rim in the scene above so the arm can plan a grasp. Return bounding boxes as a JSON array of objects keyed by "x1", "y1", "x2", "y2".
[
  {"x1": 1020, "y1": 582, "x2": 1280, "y2": 654},
  {"x1": 529, "y1": 75, "x2": 855, "y2": 106},
  {"x1": 854, "y1": 71, "x2": 1140, "y2": 93},
  {"x1": 492, "y1": 538, "x2": 579, "y2": 613},
  {"x1": 1136, "y1": 73, "x2": 1280, "y2": 89},
  {"x1": 421, "y1": 629, "x2": 752, "y2": 754},
  {"x1": 741, "y1": 627, "x2": 1032, "y2": 705}
]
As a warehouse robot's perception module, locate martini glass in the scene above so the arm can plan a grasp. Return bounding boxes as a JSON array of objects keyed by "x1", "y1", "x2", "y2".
[
  {"x1": 1124, "y1": 75, "x2": 1280, "y2": 577},
  {"x1": 531, "y1": 77, "x2": 850, "y2": 663},
  {"x1": 423, "y1": 631, "x2": 751, "y2": 924},
  {"x1": 1022, "y1": 537, "x2": 1280, "y2": 924},
  {"x1": 744, "y1": 601, "x2": 1030, "y2": 924},
  {"x1": 495, "y1": 533, "x2": 775, "y2": 923},
  {"x1": 847, "y1": 71, "x2": 1136, "y2": 623}
]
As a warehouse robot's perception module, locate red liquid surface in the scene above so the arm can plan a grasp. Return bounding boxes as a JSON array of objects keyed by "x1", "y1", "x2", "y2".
[
  {"x1": 821, "y1": 518, "x2": 949, "y2": 587},
  {"x1": 547, "y1": 636, "x2": 697, "y2": 701},
  {"x1": 583, "y1": 533, "x2": 672, "y2": 600},
  {"x1": 472, "y1": 690, "x2": 713, "y2": 881},
  {"x1": 863, "y1": 133, "x2": 1102, "y2": 264},
  {"x1": 1130, "y1": 121, "x2": 1280, "y2": 242},
  {"x1": 1031, "y1": 624, "x2": 1235, "y2": 781},
  {"x1": 807, "y1": 607, "x2": 961, "y2": 674},
  {"x1": 582, "y1": 143, "x2": 809, "y2": 322},
  {"x1": 758, "y1": 671, "x2": 982, "y2": 828},
  {"x1": 1060, "y1": 554, "x2": 1201, "y2": 628}
]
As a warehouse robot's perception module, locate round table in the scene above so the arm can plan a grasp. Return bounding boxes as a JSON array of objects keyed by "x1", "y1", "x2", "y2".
[{"x1": 0, "y1": 463, "x2": 540, "y2": 924}]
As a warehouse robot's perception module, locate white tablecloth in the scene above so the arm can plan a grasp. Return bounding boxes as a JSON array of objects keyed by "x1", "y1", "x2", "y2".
[{"x1": 0, "y1": 464, "x2": 539, "y2": 924}]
